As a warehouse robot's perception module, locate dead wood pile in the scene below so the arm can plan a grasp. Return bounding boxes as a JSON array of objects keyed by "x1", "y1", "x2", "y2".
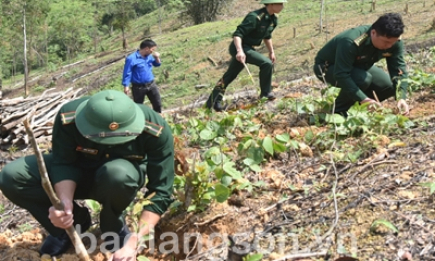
[{"x1": 1, "y1": 88, "x2": 85, "y2": 147}]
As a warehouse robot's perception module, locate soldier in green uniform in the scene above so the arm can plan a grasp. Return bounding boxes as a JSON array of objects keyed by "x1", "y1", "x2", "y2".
[
  {"x1": 313, "y1": 13, "x2": 410, "y2": 115},
  {"x1": 205, "y1": 0, "x2": 287, "y2": 112},
  {"x1": 0, "y1": 90, "x2": 174, "y2": 260}
]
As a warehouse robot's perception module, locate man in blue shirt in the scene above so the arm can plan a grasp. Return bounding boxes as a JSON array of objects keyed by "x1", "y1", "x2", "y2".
[{"x1": 122, "y1": 39, "x2": 162, "y2": 113}]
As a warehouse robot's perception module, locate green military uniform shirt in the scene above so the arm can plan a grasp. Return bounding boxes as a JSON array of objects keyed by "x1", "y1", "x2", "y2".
[
  {"x1": 233, "y1": 7, "x2": 278, "y2": 47},
  {"x1": 315, "y1": 25, "x2": 408, "y2": 100},
  {"x1": 52, "y1": 96, "x2": 174, "y2": 215}
]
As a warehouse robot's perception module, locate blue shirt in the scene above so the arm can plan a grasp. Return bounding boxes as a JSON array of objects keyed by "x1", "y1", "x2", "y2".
[{"x1": 122, "y1": 51, "x2": 161, "y2": 86}]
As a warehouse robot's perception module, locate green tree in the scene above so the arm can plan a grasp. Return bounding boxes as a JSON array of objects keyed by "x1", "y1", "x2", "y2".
[
  {"x1": 2, "y1": 0, "x2": 50, "y2": 94},
  {"x1": 48, "y1": 0, "x2": 94, "y2": 60},
  {"x1": 182, "y1": 0, "x2": 233, "y2": 25}
]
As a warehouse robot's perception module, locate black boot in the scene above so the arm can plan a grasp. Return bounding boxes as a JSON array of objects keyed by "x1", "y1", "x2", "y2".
[
  {"x1": 206, "y1": 87, "x2": 226, "y2": 112},
  {"x1": 260, "y1": 92, "x2": 276, "y2": 100}
]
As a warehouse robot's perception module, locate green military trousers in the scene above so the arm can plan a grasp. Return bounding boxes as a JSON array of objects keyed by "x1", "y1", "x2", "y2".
[
  {"x1": 206, "y1": 42, "x2": 274, "y2": 108},
  {"x1": 314, "y1": 64, "x2": 396, "y2": 113},
  {"x1": 0, "y1": 154, "x2": 145, "y2": 237}
]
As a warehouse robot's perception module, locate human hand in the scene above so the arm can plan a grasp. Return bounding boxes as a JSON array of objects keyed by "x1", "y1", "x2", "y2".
[
  {"x1": 360, "y1": 98, "x2": 381, "y2": 112},
  {"x1": 269, "y1": 52, "x2": 276, "y2": 63},
  {"x1": 236, "y1": 51, "x2": 246, "y2": 64},
  {"x1": 124, "y1": 87, "x2": 130, "y2": 95},
  {"x1": 152, "y1": 51, "x2": 160, "y2": 59},
  {"x1": 107, "y1": 239, "x2": 138, "y2": 261},
  {"x1": 48, "y1": 200, "x2": 74, "y2": 229},
  {"x1": 397, "y1": 99, "x2": 409, "y2": 115}
]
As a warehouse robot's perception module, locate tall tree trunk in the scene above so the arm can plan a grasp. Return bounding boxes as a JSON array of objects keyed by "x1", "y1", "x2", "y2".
[
  {"x1": 157, "y1": 0, "x2": 162, "y2": 34},
  {"x1": 45, "y1": 18, "x2": 49, "y2": 71},
  {"x1": 121, "y1": 0, "x2": 127, "y2": 50},
  {"x1": 122, "y1": 27, "x2": 128, "y2": 50},
  {"x1": 319, "y1": 0, "x2": 325, "y2": 33},
  {"x1": 23, "y1": 5, "x2": 29, "y2": 96},
  {"x1": 12, "y1": 54, "x2": 17, "y2": 85}
]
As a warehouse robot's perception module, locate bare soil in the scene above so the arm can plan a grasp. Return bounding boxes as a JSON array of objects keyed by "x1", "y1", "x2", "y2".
[{"x1": 2, "y1": 78, "x2": 435, "y2": 260}]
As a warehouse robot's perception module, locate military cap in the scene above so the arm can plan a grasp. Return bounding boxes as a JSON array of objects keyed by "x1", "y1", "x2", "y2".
[
  {"x1": 260, "y1": 0, "x2": 287, "y2": 4},
  {"x1": 75, "y1": 90, "x2": 145, "y2": 145}
]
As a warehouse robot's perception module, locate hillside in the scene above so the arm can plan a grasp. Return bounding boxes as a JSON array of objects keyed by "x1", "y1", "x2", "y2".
[{"x1": 2, "y1": 0, "x2": 434, "y2": 109}]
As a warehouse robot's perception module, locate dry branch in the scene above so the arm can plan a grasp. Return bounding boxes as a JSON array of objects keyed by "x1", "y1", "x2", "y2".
[
  {"x1": 23, "y1": 118, "x2": 91, "y2": 261},
  {"x1": 271, "y1": 250, "x2": 328, "y2": 261},
  {"x1": 1, "y1": 88, "x2": 84, "y2": 148}
]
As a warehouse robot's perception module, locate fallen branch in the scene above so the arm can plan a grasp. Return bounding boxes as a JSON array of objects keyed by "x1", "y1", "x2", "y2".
[
  {"x1": 317, "y1": 155, "x2": 340, "y2": 243},
  {"x1": 349, "y1": 160, "x2": 397, "y2": 180},
  {"x1": 271, "y1": 250, "x2": 328, "y2": 261},
  {"x1": 193, "y1": 213, "x2": 228, "y2": 226},
  {"x1": 23, "y1": 118, "x2": 91, "y2": 261}
]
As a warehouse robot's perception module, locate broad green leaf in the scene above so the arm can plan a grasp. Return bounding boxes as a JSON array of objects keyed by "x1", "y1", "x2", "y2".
[
  {"x1": 214, "y1": 137, "x2": 227, "y2": 145},
  {"x1": 295, "y1": 102, "x2": 304, "y2": 113},
  {"x1": 200, "y1": 128, "x2": 217, "y2": 140},
  {"x1": 223, "y1": 162, "x2": 243, "y2": 179},
  {"x1": 276, "y1": 133, "x2": 290, "y2": 143},
  {"x1": 347, "y1": 150, "x2": 362, "y2": 163},
  {"x1": 337, "y1": 245, "x2": 348, "y2": 254},
  {"x1": 419, "y1": 182, "x2": 435, "y2": 195},
  {"x1": 289, "y1": 140, "x2": 299, "y2": 149},
  {"x1": 215, "y1": 184, "x2": 230, "y2": 203},
  {"x1": 247, "y1": 146, "x2": 264, "y2": 164},
  {"x1": 85, "y1": 199, "x2": 101, "y2": 212},
  {"x1": 325, "y1": 113, "x2": 345, "y2": 124},
  {"x1": 273, "y1": 141, "x2": 287, "y2": 153},
  {"x1": 243, "y1": 158, "x2": 256, "y2": 166},
  {"x1": 211, "y1": 154, "x2": 224, "y2": 165},
  {"x1": 234, "y1": 116, "x2": 243, "y2": 128},
  {"x1": 188, "y1": 118, "x2": 199, "y2": 127},
  {"x1": 262, "y1": 136, "x2": 274, "y2": 155},
  {"x1": 137, "y1": 256, "x2": 151, "y2": 261},
  {"x1": 243, "y1": 158, "x2": 262, "y2": 172},
  {"x1": 237, "y1": 181, "x2": 252, "y2": 190},
  {"x1": 304, "y1": 130, "x2": 315, "y2": 143},
  {"x1": 304, "y1": 103, "x2": 315, "y2": 113},
  {"x1": 249, "y1": 164, "x2": 262, "y2": 172},
  {"x1": 370, "y1": 219, "x2": 398, "y2": 233},
  {"x1": 204, "y1": 147, "x2": 225, "y2": 165},
  {"x1": 219, "y1": 115, "x2": 238, "y2": 127},
  {"x1": 202, "y1": 192, "x2": 212, "y2": 200},
  {"x1": 243, "y1": 253, "x2": 263, "y2": 261},
  {"x1": 204, "y1": 147, "x2": 220, "y2": 158},
  {"x1": 241, "y1": 139, "x2": 254, "y2": 151},
  {"x1": 187, "y1": 205, "x2": 197, "y2": 212},
  {"x1": 221, "y1": 175, "x2": 233, "y2": 186},
  {"x1": 133, "y1": 202, "x2": 143, "y2": 216},
  {"x1": 214, "y1": 167, "x2": 224, "y2": 179}
]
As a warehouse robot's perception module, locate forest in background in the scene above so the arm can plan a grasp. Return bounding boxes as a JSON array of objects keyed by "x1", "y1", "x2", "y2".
[{"x1": 0, "y1": 0, "x2": 232, "y2": 85}]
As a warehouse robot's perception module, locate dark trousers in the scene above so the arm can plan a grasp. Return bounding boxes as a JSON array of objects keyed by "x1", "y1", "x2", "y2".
[
  {"x1": 221, "y1": 42, "x2": 274, "y2": 96},
  {"x1": 206, "y1": 42, "x2": 274, "y2": 108},
  {"x1": 0, "y1": 154, "x2": 145, "y2": 237},
  {"x1": 313, "y1": 64, "x2": 396, "y2": 113},
  {"x1": 132, "y1": 81, "x2": 162, "y2": 113}
]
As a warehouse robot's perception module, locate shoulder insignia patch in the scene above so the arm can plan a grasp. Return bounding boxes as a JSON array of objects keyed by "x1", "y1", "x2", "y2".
[
  {"x1": 382, "y1": 52, "x2": 392, "y2": 57},
  {"x1": 257, "y1": 12, "x2": 265, "y2": 21},
  {"x1": 124, "y1": 155, "x2": 145, "y2": 160},
  {"x1": 61, "y1": 111, "x2": 76, "y2": 125},
  {"x1": 76, "y1": 146, "x2": 98, "y2": 155},
  {"x1": 143, "y1": 121, "x2": 163, "y2": 137},
  {"x1": 353, "y1": 33, "x2": 368, "y2": 46}
]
